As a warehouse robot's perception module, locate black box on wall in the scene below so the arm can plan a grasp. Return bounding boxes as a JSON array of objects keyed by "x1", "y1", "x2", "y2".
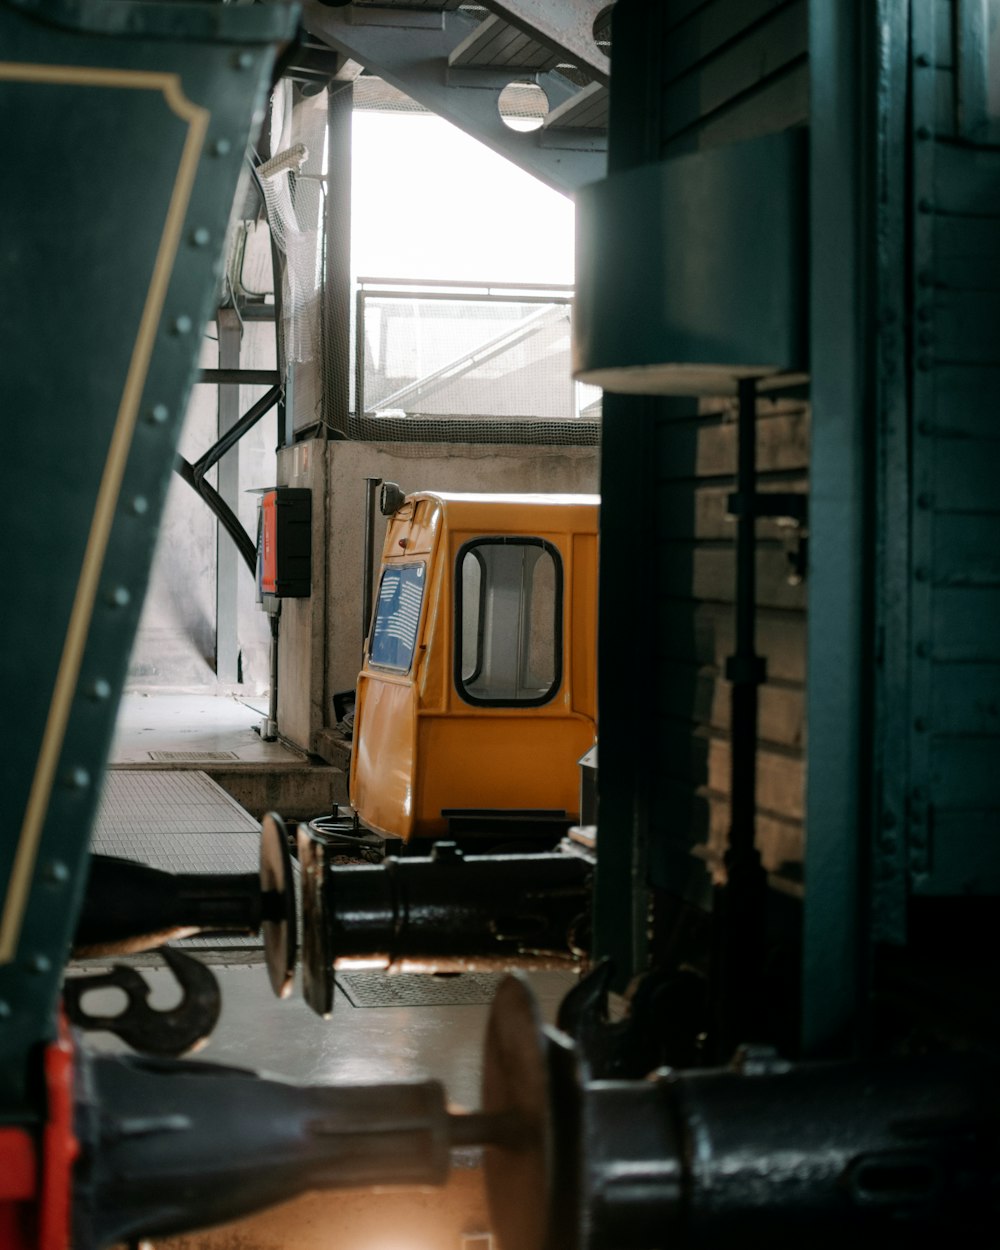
[{"x1": 260, "y1": 487, "x2": 311, "y2": 598}]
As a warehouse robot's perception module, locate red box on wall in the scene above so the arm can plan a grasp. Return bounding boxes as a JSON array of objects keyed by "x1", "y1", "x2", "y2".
[{"x1": 259, "y1": 488, "x2": 311, "y2": 597}]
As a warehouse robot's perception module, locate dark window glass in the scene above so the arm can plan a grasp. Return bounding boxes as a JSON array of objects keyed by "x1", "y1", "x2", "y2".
[
  {"x1": 456, "y1": 539, "x2": 562, "y2": 706},
  {"x1": 369, "y1": 563, "x2": 425, "y2": 672}
]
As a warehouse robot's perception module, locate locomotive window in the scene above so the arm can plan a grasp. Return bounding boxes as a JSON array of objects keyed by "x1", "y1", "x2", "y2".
[
  {"x1": 455, "y1": 538, "x2": 562, "y2": 706},
  {"x1": 369, "y1": 563, "x2": 425, "y2": 672},
  {"x1": 460, "y1": 547, "x2": 485, "y2": 684}
]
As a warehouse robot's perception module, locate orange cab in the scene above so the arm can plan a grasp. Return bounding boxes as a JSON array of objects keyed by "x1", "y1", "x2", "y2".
[{"x1": 350, "y1": 490, "x2": 599, "y2": 841}]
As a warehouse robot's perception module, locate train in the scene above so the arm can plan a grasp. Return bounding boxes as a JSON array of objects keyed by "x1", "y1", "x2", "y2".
[{"x1": 351, "y1": 488, "x2": 599, "y2": 845}]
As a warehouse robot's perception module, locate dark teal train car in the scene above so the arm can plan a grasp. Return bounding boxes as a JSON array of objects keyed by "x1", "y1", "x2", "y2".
[{"x1": 587, "y1": 0, "x2": 1000, "y2": 1065}]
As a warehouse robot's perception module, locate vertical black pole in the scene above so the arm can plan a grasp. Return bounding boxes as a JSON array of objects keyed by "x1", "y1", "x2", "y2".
[
  {"x1": 362, "y1": 477, "x2": 382, "y2": 656},
  {"x1": 713, "y1": 378, "x2": 769, "y2": 1058},
  {"x1": 322, "y1": 81, "x2": 353, "y2": 435},
  {"x1": 587, "y1": 0, "x2": 666, "y2": 990},
  {"x1": 354, "y1": 286, "x2": 366, "y2": 425}
]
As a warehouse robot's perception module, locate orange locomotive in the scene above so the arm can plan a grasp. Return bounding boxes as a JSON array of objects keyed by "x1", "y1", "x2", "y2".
[{"x1": 350, "y1": 489, "x2": 599, "y2": 843}]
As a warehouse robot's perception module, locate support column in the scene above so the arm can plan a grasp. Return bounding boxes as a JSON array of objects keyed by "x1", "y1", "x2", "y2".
[
  {"x1": 322, "y1": 80, "x2": 354, "y2": 433},
  {"x1": 216, "y1": 308, "x2": 243, "y2": 684}
]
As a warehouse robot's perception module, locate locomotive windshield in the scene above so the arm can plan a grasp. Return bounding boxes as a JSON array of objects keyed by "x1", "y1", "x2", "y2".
[{"x1": 369, "y1": 563, "x2": 426, "y2": 672}]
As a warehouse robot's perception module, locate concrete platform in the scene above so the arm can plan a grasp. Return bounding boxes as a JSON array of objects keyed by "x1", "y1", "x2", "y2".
[{"x1": 110, "y1": 692, "x2": 347, "y2": 820}]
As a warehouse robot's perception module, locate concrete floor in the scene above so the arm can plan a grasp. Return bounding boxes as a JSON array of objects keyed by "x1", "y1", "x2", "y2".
[
  {"x1": 96, "y1": 696, "x2": 580, "y2": 1105},
  {"x1": 85, "y1": 692, "x2": 578, "y2": 1248},
  {"x1": 110, "y1": 691, "x2": 293, "y2": 765},
  {"x1": 109, "y1": 691, "x2": 348, "y2": 819},
  {"x1": 78, "y1": 948, "x2": 576, "y2": 1250},
  {"x1": 78, "y1": 963, "x2": 575, "y2": 1110}
]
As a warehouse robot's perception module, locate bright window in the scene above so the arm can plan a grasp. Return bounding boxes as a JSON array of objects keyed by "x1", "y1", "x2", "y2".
[{"x1": 455, "y1": 539, "x2": 562, "y2": 706}]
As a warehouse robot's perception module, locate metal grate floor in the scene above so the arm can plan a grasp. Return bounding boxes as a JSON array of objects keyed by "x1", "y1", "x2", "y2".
[
  {"x1": 147, "y1": 750, "x2": 241, "y2": 763},
  {"x1": 337, "y1": 972, "x2": 505, "y2": 1009},
  {"x1": 95, "y1": 770, "x2": 259, "y2": 837},
  {"x1": 87, "y1": 830, "x2": 258, "y2": 876},
  {"x1": 90, "y1": 771, "x2": 262, "y2": 949}
]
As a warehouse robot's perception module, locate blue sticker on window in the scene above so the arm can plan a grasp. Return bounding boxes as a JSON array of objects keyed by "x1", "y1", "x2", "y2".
[{"x1": 370, "y1": 564, "x2": 425, "y2": 671}]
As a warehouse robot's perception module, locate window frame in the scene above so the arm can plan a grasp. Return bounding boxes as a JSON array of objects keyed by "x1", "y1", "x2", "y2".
[
  {"x1": 453, "y1": 536, "x2": 564, "y2": 708},
  {"x1": 367, "y1": 561, "x2": 427, "y2": 675}
]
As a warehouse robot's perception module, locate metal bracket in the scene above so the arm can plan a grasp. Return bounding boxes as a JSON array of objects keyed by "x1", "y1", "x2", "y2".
[
  {"x1": 724, "y1": 654, "x2": 768, "y2": 686},
  {"x1": 304, "y1": 1, "x2": 606, "y2": 193},
  {"x1": 726, "y1": 491, "x2": 809, "y2": 584},
  {"x1": 726, "y1": 491, "x2": 808, "y2": 526},
  {"x1": 556, "y1": 959, "x2": 708, "y2": 1078}
]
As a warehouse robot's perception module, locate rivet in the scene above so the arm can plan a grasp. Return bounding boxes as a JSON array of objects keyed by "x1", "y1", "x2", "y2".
[
  {"x1": 915, "y1": 53, "x2": 931, "y2": 67},
  {"x1": 914, "y1": 565, "x2": 930, "y2": 582},
  {"x1": 916, "y1": 641, "x2": 930, "y2": 658},
  {"x1": 109, "y1": 585, "x2": 131, "y2": 608},
  {"x1": 917, "y1": 271, "x2": 933, "y2": 288},
  {"x1": 917, "y1": 419, "x2": 931, "y2": 435},
  {"x1": 172, "y1": 315, "x2": 193, "y2": 336},
  {"x1": 131, "y1": 496, "x2": 149, "y2": 516},
  {"x1": 918, "y1": 197, "x2": 934, "y2": 213},
  {"x1": 213, "y1": 138, "x2": 232, "y2": 157},
  {"x1": 916, "y1": 125, "x2": 932, "y2": 140},
  {"x1": 0, "y1": 1001, "x2": 10, "y2": 1020},
  {"x1": 28, "y1": 954, "x2": 51, "y2": 975},
  {"x1": 917, "y1": 306, "x2": 932, "y2": 322},
  {"x1": 914, "y1": 717, "x2": 928, "y2": 732},
  {"x1": 147, "y1": 403, "x2": 170, "y2": 426},
  {"x1": 190, "y1": 227, "x2": 211, "y2": 248},
  {"x1": 88, "y1": 678, "x2": 112, "y2": 701},
  {"x1": 917, "y1": 354, "x2": 932, "y2": 371},
  {"x1": 917, "y1": 491, "x2": 934, "y2": 509},
  {"x1": 64, "y1": 766, "x2": 90, "y2": 791},
  {"x1": 44, "y1": 861, "x2": 70, "y2": 885},
  {"x1": 235, "y1": 51, "x2": 255, "y2": 71}
]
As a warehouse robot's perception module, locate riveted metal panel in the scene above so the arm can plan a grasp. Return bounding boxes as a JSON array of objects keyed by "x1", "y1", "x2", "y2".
[
  {"x1": 909, "y1": 0, "x2": 940, "y2": 894},
  {"x1": 908, "y1": 0, "x2": 1000, "y2": 901},
  {"x1": 0, "y1": 0, "x2": 294, "y2": 1110}
]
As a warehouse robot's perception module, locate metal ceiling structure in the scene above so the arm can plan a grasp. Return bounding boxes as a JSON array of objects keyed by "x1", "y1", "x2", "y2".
[{"x1": 303, "y1": 0, "x2": 612, "y2": 194}]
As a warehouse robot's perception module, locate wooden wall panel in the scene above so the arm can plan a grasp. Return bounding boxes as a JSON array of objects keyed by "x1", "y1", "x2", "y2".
[
  {"x1": 652, "y1": 386, "x2": 808, "y2": 893},
  {"x1": 659, "y1": 0, "x2": 808, "y2": 158}
]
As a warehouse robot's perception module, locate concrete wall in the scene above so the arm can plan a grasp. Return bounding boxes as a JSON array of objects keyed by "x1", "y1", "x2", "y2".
[
  {"x1": 274, "y1": 439, "x2": 329, "y2": 751},
  {"x1": 276, "y1": 438, "x2": 600, "y2": 754}
]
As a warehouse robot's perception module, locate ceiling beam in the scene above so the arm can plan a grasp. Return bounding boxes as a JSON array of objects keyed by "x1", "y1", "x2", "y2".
[
  {"x1": 484, "y1": 0, "x2": 612, "y2": 86},
  {"x1": 303, "y1": 1, "x2": 606, "y2": 194}
]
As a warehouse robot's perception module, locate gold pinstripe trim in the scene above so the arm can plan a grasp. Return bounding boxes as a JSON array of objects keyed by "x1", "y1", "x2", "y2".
[{"x1": 0, "y1": 64, "x2": 210, "y2": 963}]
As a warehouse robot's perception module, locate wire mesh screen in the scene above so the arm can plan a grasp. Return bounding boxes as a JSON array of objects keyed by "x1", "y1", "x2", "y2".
[
  {"x1": 351, "y1": 282, "x2": 602, "y2": 445},
  {"x1": 257, "y1": 84, "x2": 327, "y2": 369}
]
